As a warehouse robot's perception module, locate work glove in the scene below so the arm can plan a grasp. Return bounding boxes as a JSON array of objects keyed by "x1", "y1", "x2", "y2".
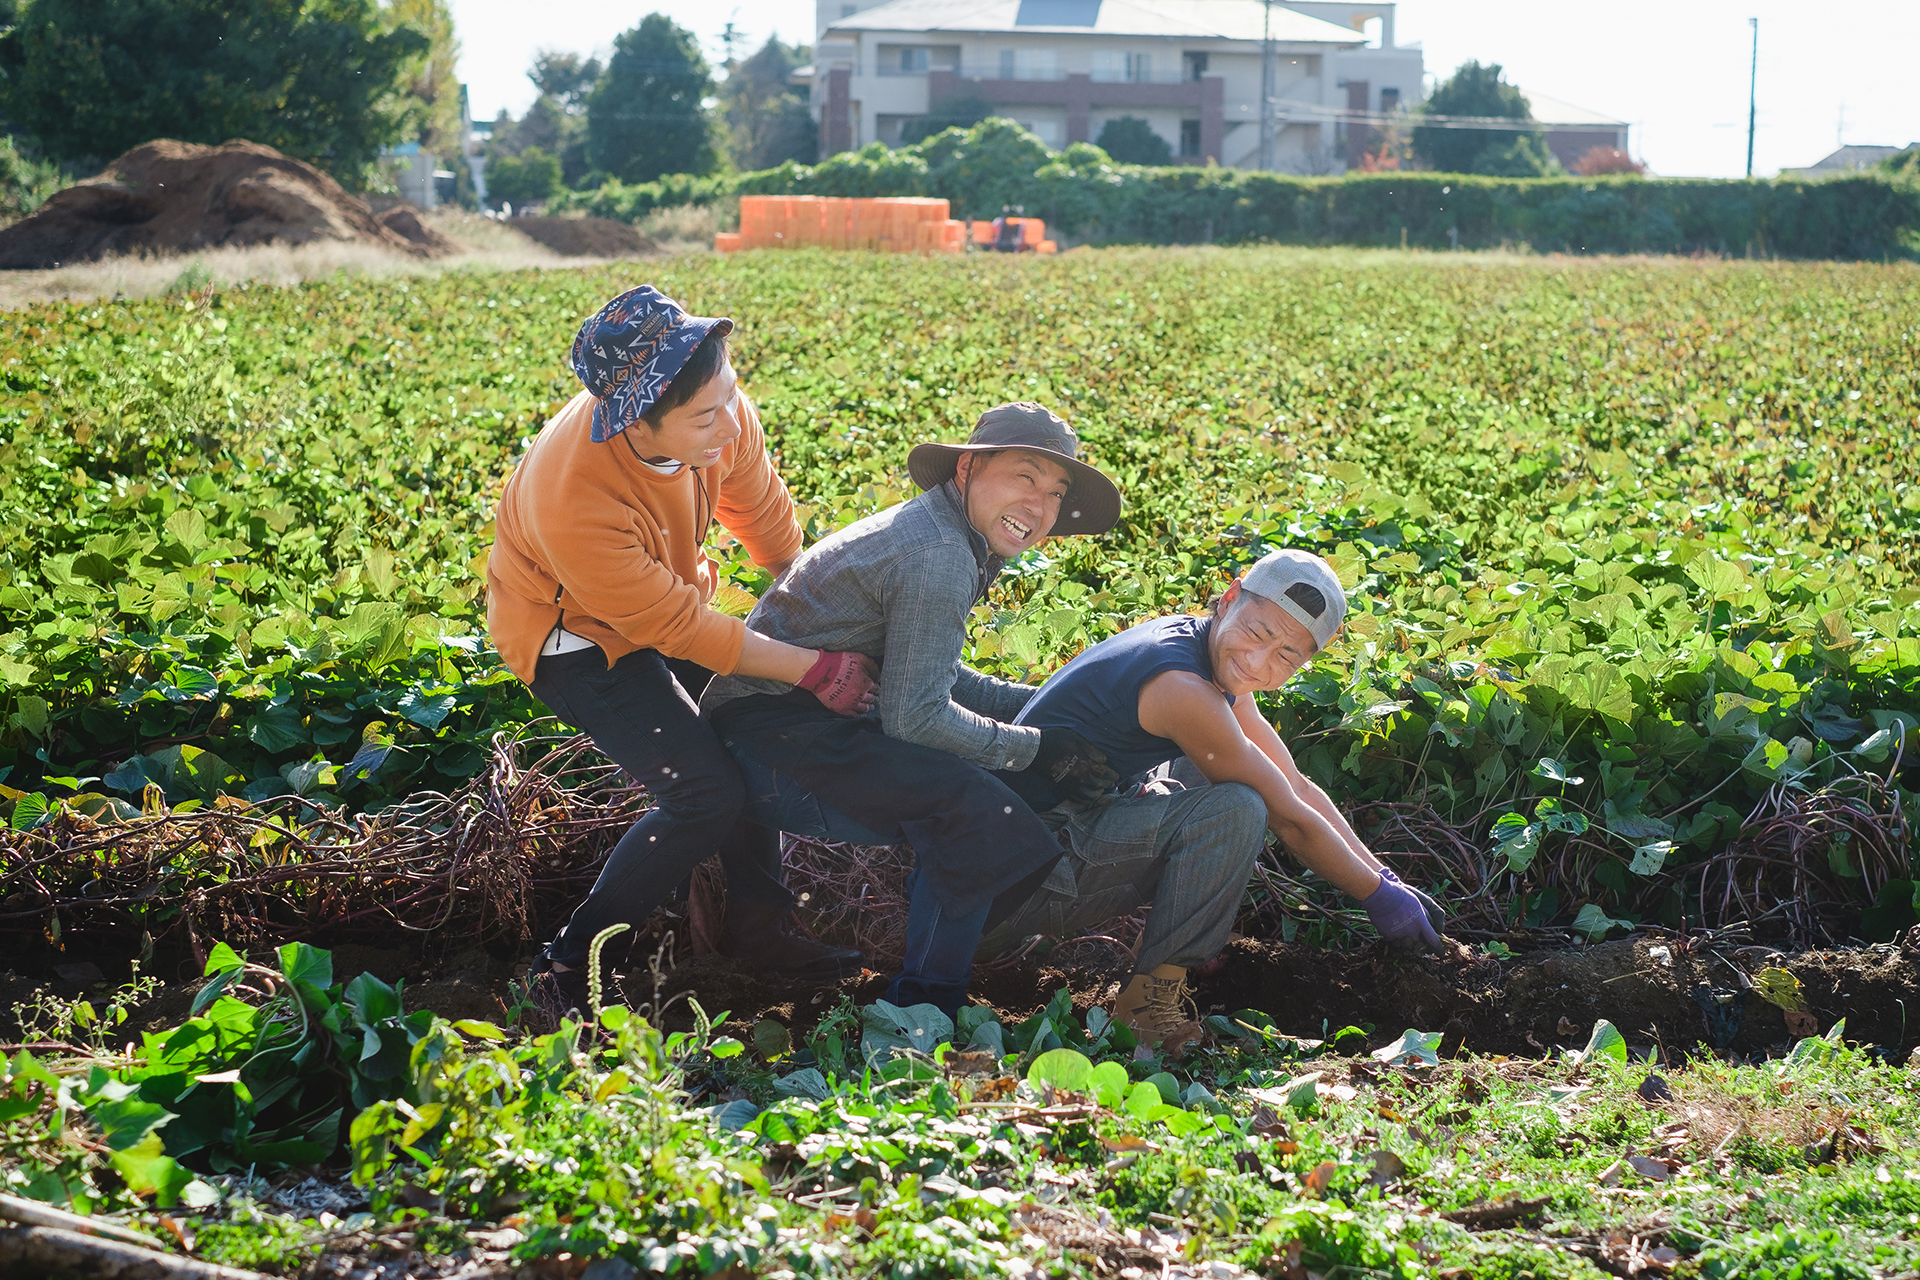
[
  {"x1": 1360, "y1": 873, "x2": 1445, "y2": 956},
  {"x1": 1027, "y1": 727, "x2": 1119, "y2": 803},
  {"x1": 1378, "y1": 867, "x2": 1447, "y2": 940},
  {"x1": 797, "y1": 650, "x2": 879, "y2": 716}
]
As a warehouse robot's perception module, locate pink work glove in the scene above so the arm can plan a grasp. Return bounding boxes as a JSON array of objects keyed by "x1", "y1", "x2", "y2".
[{"x1": 797, "y1": 650, "x2": 879, "y2": 716}]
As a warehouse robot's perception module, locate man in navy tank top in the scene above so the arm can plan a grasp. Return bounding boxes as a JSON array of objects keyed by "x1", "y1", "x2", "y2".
[{"x1": 980, "y1": 547, "x2": 1447, "y2": 1054}]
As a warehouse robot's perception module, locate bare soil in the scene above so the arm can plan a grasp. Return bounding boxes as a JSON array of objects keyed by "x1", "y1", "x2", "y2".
[
  {"x1": 7, "y1": 926, "x2": 1915, "y2": 1063},
  {"x1": 505, "y1": 215, "x2": 656, "y2": 259},
  {"x1": 0, "y1": 138, "x2": 458, "y2": 270}
]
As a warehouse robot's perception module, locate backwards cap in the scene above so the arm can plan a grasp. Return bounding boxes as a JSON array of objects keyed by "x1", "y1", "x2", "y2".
[{"x1": 1240, "y1": 548, "x2": 1347, "y2": 650}]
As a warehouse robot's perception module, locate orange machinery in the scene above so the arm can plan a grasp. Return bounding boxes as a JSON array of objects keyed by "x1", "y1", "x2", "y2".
[
  {"x1": 717, "y1": 196, "x2": 968, "y2": 253},
  {"x1": 966, "y1": 216, "x2": 1058, "y2": 253}
]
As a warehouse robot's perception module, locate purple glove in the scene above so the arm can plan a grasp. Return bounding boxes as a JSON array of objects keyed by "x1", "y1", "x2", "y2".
[
  {"x1": 1361, "y1": 874, "x2": 1445, "y2": 956},
  {"x1": 1379, "y1": 868, "x2": 1447, "y2": 939}
]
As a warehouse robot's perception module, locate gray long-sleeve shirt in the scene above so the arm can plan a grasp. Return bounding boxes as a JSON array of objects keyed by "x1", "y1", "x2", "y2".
[{"x1": 701, "y1": 481, "x2": 1042, "y2": 770}]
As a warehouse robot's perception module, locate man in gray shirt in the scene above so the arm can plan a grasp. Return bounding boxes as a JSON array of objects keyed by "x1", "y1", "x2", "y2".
[{"x1": 704, "y1": 403, "x2": 1122, "y2": 1015}]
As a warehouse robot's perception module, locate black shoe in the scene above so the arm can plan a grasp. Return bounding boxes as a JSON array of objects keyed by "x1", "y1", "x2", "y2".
[
  {"x1": 718, "y1": 909, "x2": 863, "y2": 981},
  {"x1": 525, "y1": 947, "x2": 593, "y2": 1027}
]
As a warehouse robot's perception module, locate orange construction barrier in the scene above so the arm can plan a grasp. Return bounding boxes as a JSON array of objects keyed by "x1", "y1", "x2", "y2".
[{"x1": 723, "y1": 195, "x2": 967, "y2": 254}]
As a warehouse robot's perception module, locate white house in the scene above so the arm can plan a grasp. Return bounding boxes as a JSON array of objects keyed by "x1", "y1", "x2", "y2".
[{"x1": 806, "y1": 0, "x2": 1425, "y2": 173}]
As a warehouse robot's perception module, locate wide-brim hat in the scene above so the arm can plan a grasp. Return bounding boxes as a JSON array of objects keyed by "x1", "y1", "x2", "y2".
[
  {"x1": 570, "y1": 284, "x2": 734, "y2": 443},
  {"x1": 906, "y1": 402, "x2": 1122, "y2": 536}
]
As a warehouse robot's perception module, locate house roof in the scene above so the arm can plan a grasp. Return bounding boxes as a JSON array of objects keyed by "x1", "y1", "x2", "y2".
[
  {"x1": 827, "y1": 0, "x2": 1369, "y2": 44},
  {"x1": 1512, "y1": 89, "x2": 1627, "y2": 129},
  {"x1": 1795, "y1": 144, "x2": 1911, "y2": 171}
]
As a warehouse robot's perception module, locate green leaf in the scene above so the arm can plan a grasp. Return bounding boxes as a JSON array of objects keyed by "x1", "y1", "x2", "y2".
[
  {"x1": 1571, "y1": 902, "x2": 1631, "y2": 940},
  {"x1": 1026, "y1": 1047, "x2": 1093, "y2": 1093},
  {"x1": 1575, "y1": 1019, "x2": 1628, "y2": 1064},
  {"x1": 1123, "y1": 1080, "x2": 1162, "y2": 1119},
  {"x1": 10, "y1": 792, "x2": 50, "y2": 830},
  {"x1": 1628, "y1": 841, "x2": 1674, "y2": 876},
  {"x1": 203, "y1": 943, "x2": 245, "y2": 976},
  {"x1": 247, "y1": 703, "x2": 309, "y2": 752},
  {"x1": 451, "y1": 1019, "x2": 507, "y2": 1040},
  {"x1": 1490, "y1": 811, "x2": 1542, "y2": 873},
  {"x1": 1088, "y1": 1060, "x2": 1130, "y2": 1108},
  {"x1": 1530, "y1": 756, "x2": 1584, "y2": 786},
  {"x1": 1370, "y1": 1028, "x2": 1443, "y2": 1067},
  {"x1": 860, "y1": 1000, "x2": 953, "y2": 1062},
  {"x1": 110, "y1": 1131, "x2": 194, "y2": 1207},
  {"x1": 709, "y1": 1036, "x2": 745, "y2": 1059},
  {"x1": 396, "y1": 688, "x2": 458, "y2": 729}
]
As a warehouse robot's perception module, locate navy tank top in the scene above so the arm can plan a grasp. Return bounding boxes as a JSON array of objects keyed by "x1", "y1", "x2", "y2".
[{"x1": 1001, "y1": 614, "x2": 1233, "y2": 810}]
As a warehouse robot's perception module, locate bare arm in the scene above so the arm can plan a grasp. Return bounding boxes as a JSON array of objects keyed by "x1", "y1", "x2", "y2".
[
  {"x1": 1137, "y1": 670, "x2": 1382, "y2": 899},
  {"x1": 1231, "y1": 694, "x2": 1387, "y2": 875},
  {"x1": 734, "y1": 628, "x2": 820, "y2": 684}
]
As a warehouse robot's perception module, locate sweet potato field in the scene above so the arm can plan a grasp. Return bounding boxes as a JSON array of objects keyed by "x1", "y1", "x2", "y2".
[{"x1": 2, "y1": 247, "x2": 1919, "y2": 1277}]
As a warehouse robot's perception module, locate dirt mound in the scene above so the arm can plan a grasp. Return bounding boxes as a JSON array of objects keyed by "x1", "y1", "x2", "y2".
[
  {"x1": 374, "y1": 205, "x2": 458, "y2": 256},
  {"x1": 1194, "y1": 933, "x2": 1920, "y2": 1060},
  {"x1": 0, "y1": 138, "x2": 459, "y2": 269},
  {"x1": 508, "y1": 215, "x2": 656, "y2": 258}
]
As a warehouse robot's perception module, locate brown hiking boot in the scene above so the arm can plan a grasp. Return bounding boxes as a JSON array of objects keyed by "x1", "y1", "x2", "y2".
[{"x1": 1110, "y1": 964, "x2": 1202, "y2": 1056}]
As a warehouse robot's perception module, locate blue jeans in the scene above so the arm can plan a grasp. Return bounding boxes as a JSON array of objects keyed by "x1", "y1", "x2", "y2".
[{"x1": 713, "y1": 691, "x2": 1062, "y2": 1018}]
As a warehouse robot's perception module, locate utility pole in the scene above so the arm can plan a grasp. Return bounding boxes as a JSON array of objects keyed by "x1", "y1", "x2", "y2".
[
  {"x1": 1745, "y1": 17, "x2": 1758, "y2": 179},
  {"x1": 1259, "y1": 0, "x2": 1274, "y2": 170}
]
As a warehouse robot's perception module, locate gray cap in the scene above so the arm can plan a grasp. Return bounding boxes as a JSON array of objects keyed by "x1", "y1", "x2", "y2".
[
  {"x1": 906, "y1": 402, "x2": 1122, "y2": 536},
  {"x1": 1241, "y1": 548, "x2": 1348, "y2": 650}
]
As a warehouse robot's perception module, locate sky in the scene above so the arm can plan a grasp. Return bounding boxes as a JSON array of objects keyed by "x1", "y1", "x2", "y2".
[{"x1": 448, "y1": 0, "x2": 1920, "y2": 178}]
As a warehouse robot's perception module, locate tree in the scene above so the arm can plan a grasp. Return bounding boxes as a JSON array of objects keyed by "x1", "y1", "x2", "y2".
[
  {"x1": 899, "y1": 92, "x2": 996, "y2": 148},
  {"x1": 720, "y1": 37, "x2": 816, "y2": 170},
  {"x1": 0, "y1": 0, "x2": 432, "y2": 177},
  {"x1": 1095, "y1": 116, "x2": 1172, "y2": 165},
  {"x1": 1571, "y1": 146, "x2": 1645, "y2": 176},
  {"x1": 386, "y1": 0, "x2": 461, "y2": 155},
  {"x1": 486, "y1": 146, "x2": 561, "y2": 208},
  {"x1": 1413, "y1": 61, "x2": 1555, "y2": 177},
  {"x1": 586, "y1": 14, "x2": 718, "y2": 183},
  {"x1": 529, "y1": 49, "x2": 603, "y2": 110}
]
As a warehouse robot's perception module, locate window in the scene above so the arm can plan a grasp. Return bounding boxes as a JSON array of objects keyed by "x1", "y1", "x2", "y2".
[
  {"x1": 1182, "y1": 52, "x2": 1208, "y2": 81},
  {"x1": 899, "y1": 47, "x2": 929, "y2": 72},
  {"x1": 1092, "y1": 51, "x2": 1151, "y2": 82},
  {"x1": 1179, "y1": 119, "x2": 1201, "y2": 157},
  {"x1": 1380, "y1": 88, "x2": 1401, "y2": 115},
  {"x1": 1000, "y1": 49, "x2": 1057, "y2": 79}
]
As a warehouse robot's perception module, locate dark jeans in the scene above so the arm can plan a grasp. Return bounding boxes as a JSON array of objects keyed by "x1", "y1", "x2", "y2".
[
  {"x1": 531, "y1": 646, "x2": 791, "y2": 968},
  {"x1": 712, "y1": 691, "x2": 1062, "y2": 1016}
]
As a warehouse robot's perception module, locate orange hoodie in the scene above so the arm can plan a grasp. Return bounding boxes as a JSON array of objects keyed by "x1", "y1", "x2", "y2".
[{"x1": 485, "y1": 388, "x2": 804, "y2": 683}]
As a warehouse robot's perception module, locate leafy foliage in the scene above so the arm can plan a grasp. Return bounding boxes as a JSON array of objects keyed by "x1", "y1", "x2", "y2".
[
  {"x1": 562, "y1": 118, "x2": 1920, "y2": 258},
  {"x1": 586, "y1": 13, "x2": 719, "y2": 184},
  {"x1": 1413, "y1": 60, "x2": 1556, "y2": 176},
  {"x1": 721, "y1": 37, "x2": 818, "y2": 171},
  {"x1": 0, "y1": 250, "x2": 1915, "y2": 938},
  {"x1": 0, "y1": 0, "x2": 435, "y2": 177},
  {"x1": 1095, "y1": 117, "x2": 1172, "y2": 166}
]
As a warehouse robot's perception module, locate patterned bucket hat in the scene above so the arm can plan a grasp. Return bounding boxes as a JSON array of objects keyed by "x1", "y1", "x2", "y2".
[{"x1": 569, "y1": 285, "x2": 734, "y2": 443}]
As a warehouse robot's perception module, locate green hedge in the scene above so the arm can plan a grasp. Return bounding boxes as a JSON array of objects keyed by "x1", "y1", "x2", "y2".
[{"x1": 555, "y1": 119, "x2": 1920, "y2": 260}]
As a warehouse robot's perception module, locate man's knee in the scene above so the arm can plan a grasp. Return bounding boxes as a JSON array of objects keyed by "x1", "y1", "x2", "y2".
[{"x1": 1196, "y1": 781, "x2": 1267, "y2": 859}]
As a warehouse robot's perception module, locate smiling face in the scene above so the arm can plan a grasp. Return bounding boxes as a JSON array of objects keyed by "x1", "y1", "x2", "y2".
[
  {"x1": 1208, "y1": 581, "x2": 1321, "y2": 696},
  {"x1": 954, "y1": 448, "x2": 1072, "y2": 558},
  {"x1": 635, "y1": 356, "x2": 741, "y2": 468}
]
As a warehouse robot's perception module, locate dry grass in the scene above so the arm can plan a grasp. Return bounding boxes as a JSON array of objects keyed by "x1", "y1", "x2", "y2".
[
  {"x1": 638, "y1": 202, "x2": 724, "y2": 252},
  {"x1": 0, "y1": 207, "x2": 691, "y2": 310}
]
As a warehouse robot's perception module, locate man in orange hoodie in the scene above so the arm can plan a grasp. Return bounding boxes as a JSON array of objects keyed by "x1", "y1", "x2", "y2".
[{"x1": 487, "y1": 285, "x2": 877, "y2": 1015}]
